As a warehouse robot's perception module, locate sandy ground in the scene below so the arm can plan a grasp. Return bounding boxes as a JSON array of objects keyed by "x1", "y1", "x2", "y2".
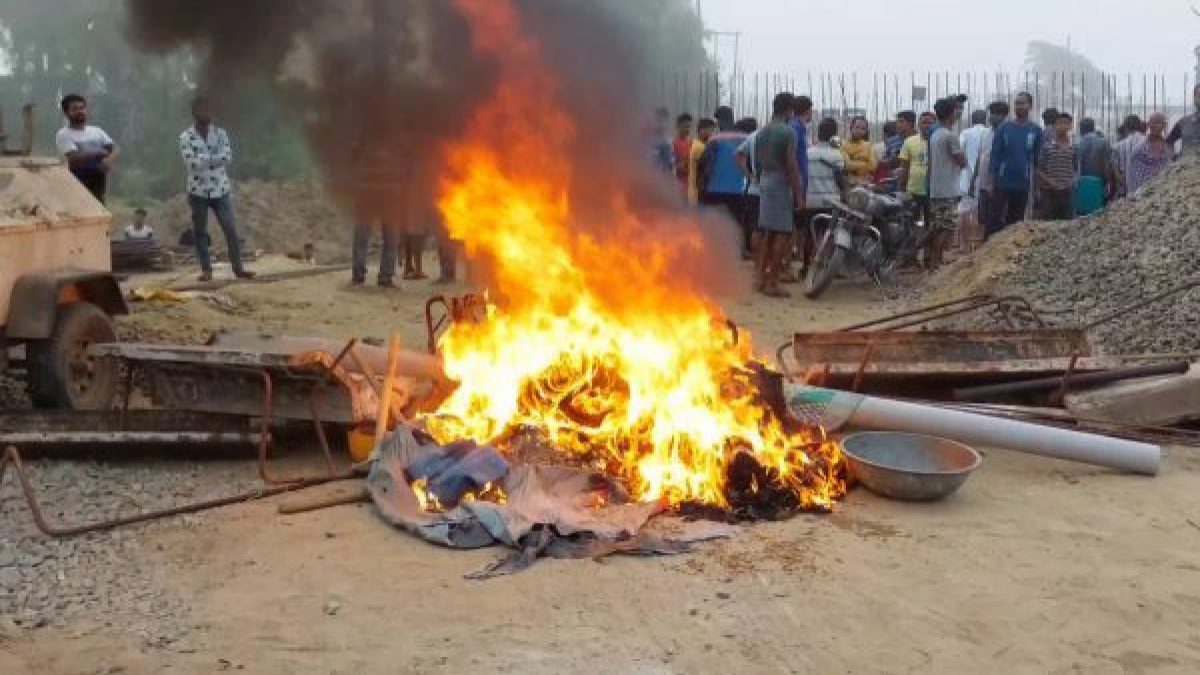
[{"x1": 4, "y1": 257, "x2": 1199, "y2": 674}]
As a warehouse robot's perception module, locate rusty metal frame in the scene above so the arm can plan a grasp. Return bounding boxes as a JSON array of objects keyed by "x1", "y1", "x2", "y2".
[
  {"x1": 424, "y1": 293, "x2": 487, "y2": 355},
  {"x1": 838, "y1": 294, "x2": 1047, "y2": 332},
  {"x1": 2, "y1": 338, "x2": 372, "y2": 538},
  {"x1": 0, "y1": 445, "x2": 354, "y2": 537}
]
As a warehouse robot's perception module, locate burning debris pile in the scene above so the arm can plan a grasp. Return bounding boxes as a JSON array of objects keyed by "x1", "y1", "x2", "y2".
[
  {"x1": 120, "y1": 0, "x2": 847, "y2": 568},
  {"x1": 928, "y1": 154, "x2": 1200, "y2": 354},
  {"x1": 415, "y1": 0, "x2": 845, "y2": 517}
]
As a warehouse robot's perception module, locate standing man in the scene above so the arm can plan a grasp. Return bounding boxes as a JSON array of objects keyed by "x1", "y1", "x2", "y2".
[
  {"x1": 972, "y1": 101, "x2": 1009, "y2": 243},
  {"x1": 648, "y1": 107, "x2": 674, "y2": 176},
  {"x1": 55, "y1": 94, "x2": 119, "y2": 204},
  {"x1": 1075, "y1": 117, "x2": 1115, "y2": 215},
  {"x1": 739, "y1": 92, "x2": 803, "y2": 298},
  {"x1": 688, "y1": 118, "x2": 717, "y2": 205},
  {"x1": 897, "y1": 112, "x2": 935, "y2": 228},
  {"x1": 801, "y1": 118, "x2": 845, "y2": 275},
  {"x1": 349, "y1": 136, "x2": 400, "y2": 288},
  {"x1": 1036, "y1": 112, "x2": 1077, "y2": 221},
  {"x1": 180, "y1": 96, "x2": 255, "y2": 281},
  {"x1": 957, "y1": 109, "x2": 991, "y2": 251},
  {"x1": 1112, "y1": 115, "x2": 1146, "y2": 198},
  {"x1": 787, "y1": 96, "x2": 813, "y2": 277},
  {"x1": 714, "y1": 106, "x2": 735, "y2": 132},
  {"x1": 926, "y1": 100, "x2": 967, "y2": 270},
  {"x1": 734, "y1": 118, "x2": 762, "y2": 261},
  {"x1": 988, "y1": 92, "x2": 1043, "y2": 237},
  {"x1": 889, "y1": 112, "x2": 917, "y2": 160},
  {"x1": 699, "y1": 117, "x2": 751, "y2": 256},
  {"x1": 672, "y1": 113, "x2": 695, "y2": 195},
  {"x1": 1166, "y1": 83, "x2": 1200, "y2": 156}
]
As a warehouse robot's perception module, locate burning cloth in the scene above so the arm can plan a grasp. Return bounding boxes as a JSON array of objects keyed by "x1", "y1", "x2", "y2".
[{"x1": 366, "y1": 426, "x2": 737, "y2": 578}]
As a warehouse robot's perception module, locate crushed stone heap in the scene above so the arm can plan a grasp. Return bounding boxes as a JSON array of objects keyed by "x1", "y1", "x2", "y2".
[{"x1": 924, "y1": 154, "x2": 1200, "y2": 355}]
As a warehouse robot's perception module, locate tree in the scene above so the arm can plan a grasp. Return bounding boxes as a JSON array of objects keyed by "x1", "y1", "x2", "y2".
[
  {"x1": 1022, "y1": 40, "x2": 1107, "y2": 110},
  {"x1": 0, "y1": 0, "x2": 312, "y2": 202}
]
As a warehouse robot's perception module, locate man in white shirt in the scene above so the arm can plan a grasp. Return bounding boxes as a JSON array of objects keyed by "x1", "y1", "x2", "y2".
[
  {"x1": 123, "y1": 208, "x2": 155, "y2": 241},
  {"x1": 801, "y1": 117, "x2": 846, "y2": 275},
  {"x1": 180, "y1": 96, "x2": 254, "y2": 281},
  {"x1": 55, "y1": 94, "x2": 119, "y2": 204},
  {"x1": 957, "y1": 109, "x2": 991, "y2": 251}
]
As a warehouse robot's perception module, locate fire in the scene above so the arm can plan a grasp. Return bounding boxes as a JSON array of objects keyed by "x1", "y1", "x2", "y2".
[{"x1": 421, "y1": 0, "x2": 846, "y2": 511}]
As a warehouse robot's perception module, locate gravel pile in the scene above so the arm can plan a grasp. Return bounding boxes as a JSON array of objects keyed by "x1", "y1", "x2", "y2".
[
  {"x1": 927, "y1": 154, "x2": 1200, "y2": 355},
  {"x1": 0, "y1": 458, "x2": 262, "y2": 647},
  {"x1": 110, "y1": 179, "x2": 355, "y2": 263}
]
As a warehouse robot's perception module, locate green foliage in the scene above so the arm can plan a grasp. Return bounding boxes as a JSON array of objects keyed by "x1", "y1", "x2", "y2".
[{"x1": 0, "y1": 0, "x2": 312, "y2": 200}]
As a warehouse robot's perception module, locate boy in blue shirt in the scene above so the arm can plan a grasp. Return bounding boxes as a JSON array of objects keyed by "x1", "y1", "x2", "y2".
[
  {"x1": 699, "y1": 121, "x2": 752, "y2": 257},
  {"x1": 987, "y1": 92, "x2": 1043, "y2": 237}
]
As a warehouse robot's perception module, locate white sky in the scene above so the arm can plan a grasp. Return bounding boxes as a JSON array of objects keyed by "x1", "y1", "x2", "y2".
[{"x1": 699, "y1": 0, "x2": 1199, "y2": 76}]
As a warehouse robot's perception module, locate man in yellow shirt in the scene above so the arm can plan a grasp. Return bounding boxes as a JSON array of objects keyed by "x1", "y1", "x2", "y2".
[
  {"x1": 688, "y1": 117, "x2": 717, "y2": 204},
  {"x1": 841, "y1": 115, "x2": 877, "y2": 185},
  {"x1": 897, "y1": 111, "x2": 935, "y2": 227}
]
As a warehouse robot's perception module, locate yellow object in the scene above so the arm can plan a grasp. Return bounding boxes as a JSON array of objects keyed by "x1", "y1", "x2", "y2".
[
  {"x1": 898, "y1": 135, "x2": 929, "y2": 195},
  {"x1": 374, "y1": 334, "x2": 402, "y2": 450},
  {"x1": 131, "y1": 286, "x2": 187, "y2": 302},
  {"x1": 841, "y1": 139, "x2": 877, "y2": 183},
  {"x1": 687, "y1": 139, "x2": 706, "y2": 204},
  {"x1": 347, "y1": 425, "x2": 376, "y2": 463}
]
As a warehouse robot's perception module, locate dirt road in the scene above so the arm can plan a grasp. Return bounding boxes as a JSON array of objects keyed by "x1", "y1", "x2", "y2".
[{"x1": 3, "y1": 261, "x2": 1198, "y2": 674}]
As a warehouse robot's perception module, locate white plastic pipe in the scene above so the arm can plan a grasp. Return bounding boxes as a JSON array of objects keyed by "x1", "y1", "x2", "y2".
[{"x1": 785, "y1": 385, "x2": 1162, "y2": 475}]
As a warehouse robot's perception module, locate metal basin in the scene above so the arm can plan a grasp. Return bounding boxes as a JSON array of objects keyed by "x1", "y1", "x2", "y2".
[{"x1": 841, "y1": 432, "x2": 982, "y2": 502}]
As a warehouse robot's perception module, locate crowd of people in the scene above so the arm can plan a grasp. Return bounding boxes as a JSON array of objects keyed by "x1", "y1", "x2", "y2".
[
  {"x1": 53, "y1": 81, "x2": 1200, "y2": 296},
  {"x1": 652, "y1": 83, "x2": 1200, "y2": 298}
]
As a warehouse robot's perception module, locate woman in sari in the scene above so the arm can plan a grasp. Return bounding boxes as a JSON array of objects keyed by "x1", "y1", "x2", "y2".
[{"x1": 1127, "y1": 113, "x2": 1172, "y2": 194}]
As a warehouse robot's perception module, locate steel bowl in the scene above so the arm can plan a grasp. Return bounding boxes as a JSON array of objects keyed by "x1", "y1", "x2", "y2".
[{"x1": 840, "y1": 431, "x2": 982, "y2": 502}]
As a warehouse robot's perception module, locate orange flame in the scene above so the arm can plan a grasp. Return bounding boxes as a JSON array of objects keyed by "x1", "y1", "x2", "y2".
[{"x1": 423, "y1": 0, "x2": 845, "y2": 510}]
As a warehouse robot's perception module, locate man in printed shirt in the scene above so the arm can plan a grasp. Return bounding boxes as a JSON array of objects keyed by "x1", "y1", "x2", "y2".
[
  {"x1": 180, "y1": 96, "x2": 255, "y2": 281},
  {"x1": 1111, "y1": 115, "x2": 1145, "y2": 199}
]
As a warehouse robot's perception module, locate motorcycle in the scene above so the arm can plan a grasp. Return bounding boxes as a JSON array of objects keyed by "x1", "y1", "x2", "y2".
[{"x1": 803, "y1": 185, "x2": 928, "y2": 299}]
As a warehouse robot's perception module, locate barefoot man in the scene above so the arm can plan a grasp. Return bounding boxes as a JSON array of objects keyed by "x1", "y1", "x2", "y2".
[{"x1": 738, "y1": 92, "x2": 803, "y2": 298}]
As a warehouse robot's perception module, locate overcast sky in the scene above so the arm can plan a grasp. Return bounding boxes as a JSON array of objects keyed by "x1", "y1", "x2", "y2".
[{"x1": 699, "y1": 0, "x2": 1199, "y2": 76}]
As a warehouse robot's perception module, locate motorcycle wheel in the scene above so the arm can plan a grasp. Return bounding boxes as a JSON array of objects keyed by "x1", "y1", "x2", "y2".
[{"x1": 804, "y1": 231, "x2": 845, "y2": 299}]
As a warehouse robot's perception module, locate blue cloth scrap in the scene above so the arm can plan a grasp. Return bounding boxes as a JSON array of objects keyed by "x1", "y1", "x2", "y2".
[{"x1": 407, "y1": 440, "x2": 509, "y2": 508}]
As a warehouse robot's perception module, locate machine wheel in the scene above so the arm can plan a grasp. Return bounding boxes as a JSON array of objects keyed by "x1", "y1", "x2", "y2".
[
  {"x1": 804, "y1": 233, "x2": 844, "y2": 299},
  {"x1": 27, "y1": 301, "x2": 119, "y2": 410}
]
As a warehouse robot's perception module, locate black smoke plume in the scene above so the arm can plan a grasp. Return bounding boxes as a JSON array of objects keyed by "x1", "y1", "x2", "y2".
[{"x1": 124, "y1": 0, "x2": 739, "y2": 296}]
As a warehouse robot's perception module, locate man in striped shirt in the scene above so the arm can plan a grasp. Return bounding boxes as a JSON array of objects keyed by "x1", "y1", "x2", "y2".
[{"x1": 1036, "y1": 112, "x2": 1078, "y2": 222}]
